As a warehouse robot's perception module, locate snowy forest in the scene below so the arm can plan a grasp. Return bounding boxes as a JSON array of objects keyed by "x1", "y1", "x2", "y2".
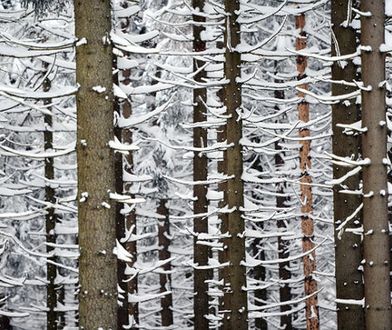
[{"x1": 0, "y1": 0, "x2": 391, "y2": 329}]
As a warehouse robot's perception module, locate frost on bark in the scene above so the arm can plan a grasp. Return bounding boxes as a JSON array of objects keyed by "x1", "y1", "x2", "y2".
[
  {"x1": 157, "y1": 200, "x2": 173, "y2": 327},
  {"x1": 296, "y1": 13, "x2": 319, "y2": 330},
  {"x1": 75, "y1": 0, "x2": 118, "y2": 328},
  {"x1": 331, "y1": 1, "x2": 364, "y2": 329},
  {"x1": 220, "y1": 1, "x2": 248, "y2": 328},
  {"x1": 361, "y1": 1, "x2": 392, "y2": 329},
  {"x1": 192, "y1": 0, "x2": 210, "y2": 328}
]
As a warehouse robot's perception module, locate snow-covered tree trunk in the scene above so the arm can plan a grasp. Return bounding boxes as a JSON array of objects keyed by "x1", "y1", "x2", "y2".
[
  {"x1": 192, "y1": 1, "x2": 210, "y2": 328},
  {"x1": 75, "y1": 0, "x2": 118, "y2": 327},
  {"x1": 331, "y1": 1, "x2": 364, "y2": 328},
  {"x1": 43, "y1": 66, "x2": 57, "y2": 330},
  {"x1": 361, "y1": 1, "x2": 392, "y2": 329},
  {"x1": 275, "y1": 87, "x2": 292, "y2": 330},
  {"x1": 296, "y1": 13, "x2": 319, "y2": 330},
  {"x1": 157, "y1": 199, "x2": 173, "y2": 327},
  {"x1": 220, "y1": 1, "x2": 248, "y2": 328}
]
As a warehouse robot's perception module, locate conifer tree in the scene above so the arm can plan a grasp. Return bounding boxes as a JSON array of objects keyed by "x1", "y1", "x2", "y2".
[
  {"x1": 331, "y1": 1, "x2": 364, "y2": 328},
  {"x1": 75, "y1": 0, "x2": 118, "y2": 327}
]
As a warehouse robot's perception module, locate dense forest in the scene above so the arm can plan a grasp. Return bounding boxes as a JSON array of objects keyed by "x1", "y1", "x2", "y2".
[{"x1": 0, "y1": 0, "x2": 391, "y2": 329}]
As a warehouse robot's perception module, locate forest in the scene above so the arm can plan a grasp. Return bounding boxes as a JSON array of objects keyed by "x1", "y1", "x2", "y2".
[{"x1": 0, "y1": 0, "x2": 391, "y2": 329}]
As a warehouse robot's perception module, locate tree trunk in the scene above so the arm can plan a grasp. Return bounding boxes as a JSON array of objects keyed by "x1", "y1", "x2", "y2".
[
  {"x1": 113, "y1": 3, "x2": 138, "y2": 327},
  {"x1": 275, "y1": 87, "x2": 292, "y2": 330},
  {"x1": 253, "y1": 232, "x2": 267, "y2": 330},
  {"x1": 221, "y1": 1, "x2": 248, "y2": 328},
  {"x1": 192, "y1": 1, "x2": 210, "y2": 328},
  {"x1": 331, "y1": 1, "x2": 364, "y2": 329},
  {"x1": 75, "y1": 0, "x2": 118, "y2": 328},
  {"x1": 361, "y1": 1, "x2": 392, "y2": 329},
  {"x1": 157, "y1": 200, "x2": 173, "y2": 327},
  {"x1": 43, "y1": 67, "x2": 57, "y2": 330},
  {"x1": 296, "y1": 13, "x2": 319, "y2": 330}
]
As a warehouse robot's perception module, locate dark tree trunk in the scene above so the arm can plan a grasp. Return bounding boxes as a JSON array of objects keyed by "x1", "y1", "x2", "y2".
[
  {"x1": 275, "y1": 86, "x2": 292, "y2": 330},
  {"x1": 253, "y1": 232, "x2": 267, "y2": 330},
  {"x1": 361, "y1": 1, "x2": 392, "y2": 329},
  {"x1": 75, "y1": 0, "x2": 118, "y2": 327},
  {"x1": 220, "y1": 1, "x2": 248, "y2": 329},
  {"x1": 157, "y1": 200, "x2": 173, "y2": 327},
  {"x1": 331, "y1": 1, "x2": 365, "y2": 329},
  {"x1": 296, "y1": 13, "x2": 319, "y2": 330},
  {"x1": 192, "y1": 1, "x2": 210, "y2": 329},
  {"x1": 113, "y1": 5, "x2": 135, "y2": 327},
  {"x1": 43, "y1": 67, "x2": 57, "y2": 330}
]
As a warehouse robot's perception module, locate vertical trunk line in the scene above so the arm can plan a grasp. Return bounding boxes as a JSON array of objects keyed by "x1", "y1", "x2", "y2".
[
  {"x1": 157, "y1": 200, "x2": 173, "y2": 327},
  {"x1": 221, "y1": 1, "x2": 248, "y2": 329},
  {"x1": 75, "y1": 0, "x2": 118, "y2": 327},
  {"x1": 331, "y1": 0, "x2": 365, "y2": 328},
  {"x1": 275, "y1": 82, "x2": 292, "y2": 330},
  {"x1": 115, "y1": 3, "x2": 139, "y2": 326},
  {"x1": 360, "y1": 1, "x2": 392, "y2": 329},
  {"x1": 295, "y1": 13, "x2": 319, "y2": 330},
  {"x1": 192, "y1": 1, "x2": 210, "y2": 329},
  {"x1": 43, "y1": 67, "x2": 57, "y2": 330}
]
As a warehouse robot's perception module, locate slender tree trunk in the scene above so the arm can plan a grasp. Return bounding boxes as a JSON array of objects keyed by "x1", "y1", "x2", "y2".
[
  {"x1": 114, "y1": 70, "x2": 128, "y2": 329},
  {"x1": 249, "y1": 150, "x2": 267, "y2": 330},
  {"x1": 43, "y1": 68, "x2": 57, "y2": 330},
  {"x1": 119, "y1": 7, "x2": 139, "y2": 324},
  {"x1": 275, "y1": 88, "x2": 292, "y2": 330},
  {"x1": 75, "y1": 0, "x2": 118, "y2": 328},
  {"x1": 331, "y1": 1, "x2": 365, "y2": 329},
  {"x1": 192, "y1": 1, "x2": 210, "y2": 328},
  {"x1": 253, "y1": 233, "x2": 267, "y2": 330},
  {"x1": 113, "y1": 5, "x2": 136, "y2": 326},
  {"x1": 157, "y1": 199, "x2": 173, "y2": 327},
  {"x1": 296, "y1": 13, "x2": 319, "y2": 330},
  {"x1": 361, "y1": 1, "x2": 392, "y2": 329},
  {"x1": 220, "y1": 1, "x2": 248, "y2": 328}
]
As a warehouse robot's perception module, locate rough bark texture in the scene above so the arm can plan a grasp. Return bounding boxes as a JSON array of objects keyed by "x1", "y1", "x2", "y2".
[
  {"x1": 220, "y1": 1, "x2": 248, "y2": 328},
  {"x1": 331, "y1": 1, "x2": 364, "y2": 329},
  {"x1": 361, "y1": 1, "x2": 392, "y2": 329},
  {"x1": 157, "y1": 200, "x2": 173, "y2": 327},
  {"x1": 192, "y1": 1, "x2": 210, "y2": 328},
  {"x1": 75, "y1": 0, "x2": 118, "y2": 328},
  {"x1": 43, "y1": 70, "x2": 57, "y2": 330},
  {"x1": 296, "y1": 14, "x2": 319, "y2": 330}
]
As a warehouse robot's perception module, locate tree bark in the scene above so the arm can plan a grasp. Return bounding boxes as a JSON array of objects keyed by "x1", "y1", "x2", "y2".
[
  {"x1": 157, "y1": 200, "x2": 173, "y2": 327},
  {"x1": 75, "y1": 0, "x2": 118, "y2": 328},
  {"x1": 220, "y1": 1, "x2": 248, "y2": 328},
  {"x1": 43, "y1": 67, "x2": 57, "y2": 330},
  {"x1": 192, "y1": 1, "x2": 210, "y2": 328},
  {"x1": 113, "y1": 3, "x2": 139, "y2": 327},
  {"x1": 331, "y1": 1, "x2": 365, "y2": 329},
  {"x1": 361, "y1": 1, "x2": 392, "y2": 329},
  {"x1": 275, "y1": 86, "x2": 292, "y2": 330},
  {"x1": 296, "y1": 13, "x2": 319, "y2": 330}
]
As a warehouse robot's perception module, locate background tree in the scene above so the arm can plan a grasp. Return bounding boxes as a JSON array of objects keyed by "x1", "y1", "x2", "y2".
[
  {"x1": 192, "y1": 0, "x2": 210, "y2": 328},
  {"x1": 296, "y1": 13, "x2": 319, "y2": 330}
]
